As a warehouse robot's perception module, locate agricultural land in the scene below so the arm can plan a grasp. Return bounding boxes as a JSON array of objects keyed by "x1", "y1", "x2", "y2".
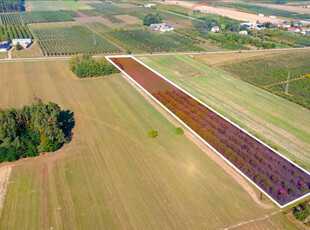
[
  {"x1": 0, "y1": 59, "x2": 298, "y2": 229},
  {"x1": 138, "y1": 52, "x2": 310, "y2": 171},
  {"x1": 0, "y1": 0, "x2": 309, "y2": 228}
]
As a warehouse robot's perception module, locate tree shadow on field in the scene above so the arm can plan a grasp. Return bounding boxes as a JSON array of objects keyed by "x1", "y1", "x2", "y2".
[{"x1": 59, "y1": 110, "x2": 75, "y2": 142}]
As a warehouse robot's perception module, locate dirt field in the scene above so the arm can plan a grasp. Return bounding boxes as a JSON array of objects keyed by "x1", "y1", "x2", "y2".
[
  {"x1": 0, "y1": 60, "x2": 297, "y2": 229},
  {"x1": 255, "y1": 3, "x2": 310, "y2": 14},
  {"x1": 161, "y1": 0, "x2": 282, "y2": 23},
  {"x1": 192, "y1": 50, "x2": 286, "y2": 66},
  {"x1": 75, "y1": 16, "x2": 109, "y2": 24}
]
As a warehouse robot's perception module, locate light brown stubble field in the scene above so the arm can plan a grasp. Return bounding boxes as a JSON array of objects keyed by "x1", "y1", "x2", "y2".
[{"x1": 0, "y1": 60, "x2": 297, "y2": 229}]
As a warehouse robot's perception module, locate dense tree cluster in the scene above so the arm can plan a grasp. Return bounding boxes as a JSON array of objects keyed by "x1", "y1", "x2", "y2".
[
  {"x1": 0, "y1": 0, "x2": 24, "y2": 13},
  {"x1": 143, "y1": 13, "x2": 162, "y2": 26},
  {"x1": 0, "y1": 98, "x2": 74, "y2": 162},
  {"x1": 152, "y1": 89, "x2": 310, "y2": 205},
  {"x1": 70, "y1": 54, "x2": 120, "y2": 78}
]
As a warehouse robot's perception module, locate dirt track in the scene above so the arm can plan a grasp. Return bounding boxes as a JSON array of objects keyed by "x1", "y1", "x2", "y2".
[
  {"x1": 161, "y1": 0, "x2": 282, "y2": 23},
  {"x1": 0, "y1": 166, "x2": 12, "y2": 216}
]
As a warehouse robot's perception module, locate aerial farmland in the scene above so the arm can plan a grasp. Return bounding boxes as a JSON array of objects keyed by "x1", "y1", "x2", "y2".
[{"x1": 0, "y1": 0, "x2": 309, "y2": 229}]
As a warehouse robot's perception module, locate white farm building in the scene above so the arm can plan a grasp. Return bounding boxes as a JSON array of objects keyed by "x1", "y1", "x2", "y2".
[
  {"x1": 150, "y1": 23, "x2": 174, "y2": 32},
  {"x1": 12, "y1": 38, "x2": 32, "y2": 49}
]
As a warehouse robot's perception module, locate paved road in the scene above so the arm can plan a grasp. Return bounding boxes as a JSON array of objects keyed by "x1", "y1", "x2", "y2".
[{"x1": 0, "y1": 47, "x2": 309, "y2": 63}]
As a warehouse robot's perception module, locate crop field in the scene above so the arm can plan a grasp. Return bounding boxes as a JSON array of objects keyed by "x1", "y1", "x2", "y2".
[
  {"x1": 0, "y1": 11, "x2": 74, "y2": 25},
  {"x1": 220, "y1": 2, "x2": 310, "y2": 19},
  {"x1": 0, "y1": 24, "x2": 33, "y2": 42},
  {"x1": 105, "y1": 30, "x2": 204, "y2": 53},
  {"x1": 110, "y1": 57, "x2": 310, "y2": 206},
  {"x1": 60, "y1": 10, "x2": 80, "y2": 18},
  {"x1": 85, "y1": 22, "x2": 112, "y2": 34},
  {"x1": 77, "y1": 9, "x2": 101, "y2": 17},
  {"x1": 0, "y1": 60, "x2": 297, "y2": 229},
  {"x1": 90, "y1": 2, "x2": 124, "y2": 16},
  {"x1": 25, "y1": 0, "x2": 92, "y2": 11},
  {"x1": 219, "y1": 50, "x2": 310, "y2": 109},
  {"x1": 114, "y1": 14, "x2": 142, "y2": 24},
  {"x1": 139, "y1": 54, "x2": 310, "y2": 171},
  {"x1": 30, "y1": 23, "x2": 121, "y2": 55}
]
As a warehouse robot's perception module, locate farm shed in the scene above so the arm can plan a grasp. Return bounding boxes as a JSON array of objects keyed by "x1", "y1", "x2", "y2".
[
  {"x1": 12, "y1": 38, "x2": 32, "y2": 49},
  {"x1": 0, "y1": 42, "x2": 10, "y2": 52}
]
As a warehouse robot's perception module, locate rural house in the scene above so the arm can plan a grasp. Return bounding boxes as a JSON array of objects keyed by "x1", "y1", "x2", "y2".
[
  {"x1": 150, "y1": 23, "x2": 174, "y2": 32},
  {"x1": 0, "y1": 42, "x2": 10, "y2": 52},
  {"x1": 12, "y1": 38, "x2": 32, "y2": 49},
  {"x1": 288, "y1": 27, "x2": 301, "y2": 33},
  {"x1": 211, "y1": 26, "x2": 220, "y2": 32}
]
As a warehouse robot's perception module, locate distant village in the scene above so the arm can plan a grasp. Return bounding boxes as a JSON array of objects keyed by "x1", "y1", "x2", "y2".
[{"x1": 144, "y1": 3, "x2": 310, "y2": 36}]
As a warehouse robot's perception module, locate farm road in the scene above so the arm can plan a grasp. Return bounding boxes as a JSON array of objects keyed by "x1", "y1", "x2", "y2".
[{"x1": 0, "y1": 47, "x2": 310, "y2": 63}]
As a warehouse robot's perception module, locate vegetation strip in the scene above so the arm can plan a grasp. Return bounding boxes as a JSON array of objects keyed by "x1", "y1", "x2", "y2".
[{"x1": 107, "y1": 55, "x2": 310, "y2": 208}]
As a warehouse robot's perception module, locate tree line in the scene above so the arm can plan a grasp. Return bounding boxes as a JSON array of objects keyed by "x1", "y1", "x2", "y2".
[
  {"x1": 0, "y1": 0, "x2": 24, "y2": 13},
  {"x1": 70, "y1": 54, "x2": 120, "y2": 78},
  {"x1": 0, "y1": 98, "x2": 74, "y2": 162}
]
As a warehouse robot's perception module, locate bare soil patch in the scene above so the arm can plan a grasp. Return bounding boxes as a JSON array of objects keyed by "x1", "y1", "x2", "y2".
[
  {"x1": 75, "y1": 16, "x2": 109, "y2": 25},
  {"x1": 161, "y1": 0, "x2": 281, "y2": 23}
]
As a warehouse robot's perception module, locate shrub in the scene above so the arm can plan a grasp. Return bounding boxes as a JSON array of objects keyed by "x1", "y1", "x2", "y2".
[
  {"x1": 148, "y1": 130, "x2": 158, "y2": 138},
  {"x1": 16, "y1": 44, "x2": 22, "y2": 50},
  {"x1": 176, "y1": 127, "x2": 184, "y2": 135}
]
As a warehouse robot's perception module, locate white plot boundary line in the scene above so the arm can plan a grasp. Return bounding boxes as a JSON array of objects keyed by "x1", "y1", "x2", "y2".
[{"x1": 106, "y1": 55, "x2": 310, "y2": 209}]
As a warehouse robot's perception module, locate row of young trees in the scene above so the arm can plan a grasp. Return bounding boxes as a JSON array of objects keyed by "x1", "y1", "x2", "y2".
[
  {"x1": 70, "y1": 54, "x2": 120, "y2": 78},
  {"x1": 0, "y1": 0, "x2": 24, "y2": 13},
  {"x1": 0, "y1": 98, "x2": 74, "y2": 162},
  {"x1": 0, "y1": 24, "x2": 32, "y2": 42}
]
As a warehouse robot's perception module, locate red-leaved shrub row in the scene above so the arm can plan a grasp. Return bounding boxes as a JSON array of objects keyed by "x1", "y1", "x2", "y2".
[{"x1": 110, "y1": 57, "x2": 310, "y2": 205}]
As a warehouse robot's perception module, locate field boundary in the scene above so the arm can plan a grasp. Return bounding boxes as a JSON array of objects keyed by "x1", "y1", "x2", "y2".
[{"x1": 106, "y1": 55, "x2": 310, "y2": 208}]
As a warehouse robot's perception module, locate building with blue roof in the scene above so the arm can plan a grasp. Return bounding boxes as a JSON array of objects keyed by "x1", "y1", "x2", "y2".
[{"x1": 0, "y1": 42, "x2": 10, "y2": 52}]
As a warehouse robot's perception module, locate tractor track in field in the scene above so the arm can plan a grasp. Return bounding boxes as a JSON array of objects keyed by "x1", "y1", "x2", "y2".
[{"x1": 222, "y1": 210, "x2": 282, "y2": 230}]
